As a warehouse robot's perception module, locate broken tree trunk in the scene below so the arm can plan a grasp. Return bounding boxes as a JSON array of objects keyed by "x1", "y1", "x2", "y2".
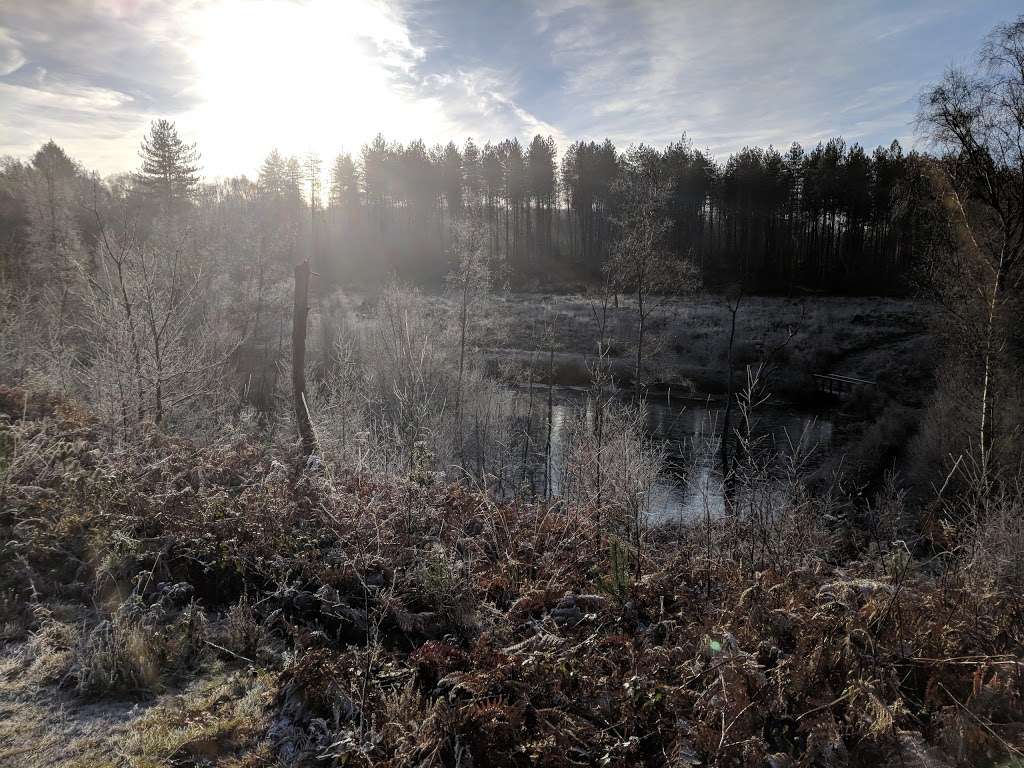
[{"x1": 292, "y1": 259, "x2": 316, "y2": 456}]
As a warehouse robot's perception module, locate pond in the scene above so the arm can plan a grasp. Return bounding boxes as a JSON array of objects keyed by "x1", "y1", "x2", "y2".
[{"x1": 516, "y1": 386, "x2": 834, "y2": 522}]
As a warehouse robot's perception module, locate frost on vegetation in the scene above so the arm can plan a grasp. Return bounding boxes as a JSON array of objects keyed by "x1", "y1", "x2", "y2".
[{"x1": 1, "y1": 386, "x2": 1023, "y2": 766}]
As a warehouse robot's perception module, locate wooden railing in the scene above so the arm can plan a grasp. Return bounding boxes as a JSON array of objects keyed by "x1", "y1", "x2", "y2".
[{"x1": 812, "y1": 373, "x2": 876, "y2": 395}]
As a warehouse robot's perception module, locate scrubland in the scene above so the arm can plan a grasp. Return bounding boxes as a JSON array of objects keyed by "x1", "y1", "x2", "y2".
[{"x1": 2, "y1": 385, "x2": 1022, "y2": 767}]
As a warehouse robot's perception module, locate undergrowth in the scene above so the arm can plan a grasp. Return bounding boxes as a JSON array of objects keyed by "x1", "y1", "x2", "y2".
[{"x1": 1, "y1": 387, "x2": 1022, "y2": 767}]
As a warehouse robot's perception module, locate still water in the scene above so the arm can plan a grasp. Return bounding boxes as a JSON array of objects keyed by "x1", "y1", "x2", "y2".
[{"x1": 521, "y1": 386, "x2": 834, "y2": 522}]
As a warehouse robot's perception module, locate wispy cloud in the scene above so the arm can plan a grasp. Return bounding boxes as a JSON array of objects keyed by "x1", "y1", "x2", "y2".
[
  {"x1": 423, "y1": 68, "x2": 567, "y2": 146},
  {"x1": 0, "y1": 0, "x2": 202, "y2": 169},
  {"x1": 528, "y1": 0, "x2": 1022, "y2": 157},
  {"x1": 0, "y1": 28, "x2": 26, "y2": 76},
  {"x1": 0, "y1": 0, "x2": 1017, "y2": 174},
  {"x1": 529, "y1": 0, "x2": 951, "y2": 155}
]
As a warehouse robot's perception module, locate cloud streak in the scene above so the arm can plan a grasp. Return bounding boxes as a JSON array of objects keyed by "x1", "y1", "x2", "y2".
[
  {"x1": 530, "y1": 0, "x2": 973, "y2": 155},
  {"x1": 0, "y1": 0, "x2": 1019, "y2": 175}
]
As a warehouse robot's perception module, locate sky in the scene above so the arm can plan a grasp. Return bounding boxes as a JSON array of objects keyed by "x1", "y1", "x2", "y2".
[{"x1": 0, "y1": 0, "x2": 1019, "y2": 179}]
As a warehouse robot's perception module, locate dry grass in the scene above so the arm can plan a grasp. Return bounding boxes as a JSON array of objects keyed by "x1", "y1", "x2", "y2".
[
  {"x1": 121, "y1": 672, "x2": 275, "y2": 767},
  {"x1": 1, "y1": 386, "x2": 1022, "y2": 766},
  {"x1": 446, "y1": 293, "x2": 933, "y2": 397}
]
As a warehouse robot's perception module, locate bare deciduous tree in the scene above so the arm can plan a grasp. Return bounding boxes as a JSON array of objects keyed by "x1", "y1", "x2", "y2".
[
  {"x1": 84, "y1": 201, "x2": 221, "y2": 437},
  {"x1": 446, "y1": 213, "x2": 492, "y2": 464},
  {"x1": 918, "y1": 16, "x2": 1024, "y2": 496},
  {"x1": 607, "y1": 145, "x2": 696, "y2": 401}
]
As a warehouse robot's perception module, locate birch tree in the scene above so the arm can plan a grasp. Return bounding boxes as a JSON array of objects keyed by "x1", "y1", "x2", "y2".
[{"x1": 917, "y1": 16, "x2": 1024, "y2": 498}]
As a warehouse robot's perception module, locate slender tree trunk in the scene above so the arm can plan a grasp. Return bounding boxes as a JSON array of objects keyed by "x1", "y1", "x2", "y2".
[
  {"x1": 545, "y1": 329, "x2": 555, "y2": 499},
  {"x1": 521, "y1": 356, "x2": 536, "y2": 494},
  {"x1": 292, "y1": 259, "x2": 316, "y2": 456},
  {"x1": 457, "y1": 279, "x2": 469, "y2": 467},
  {"x1": 634, "y1": 289, "x2": 645, "y2": 402},
  {"x1": 720, "y1": 299, "x2": 740, "y2": 486},
  {"x1": 152, "y1": 337, "x2": 163, "y2": 425},
  {"x1": 948, "y1": 184, "x2": 1007, "y2": 500},
  {"x1": 977, "y1": 246, "x2": 1005, "y2": 498},
  {"x1": 113, "y1": 261, "x2": 145, "y2": 423}
]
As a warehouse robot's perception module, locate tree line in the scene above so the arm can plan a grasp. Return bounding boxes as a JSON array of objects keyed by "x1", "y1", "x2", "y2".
[
  {"x1": 320, "y1": 131, "x2": 924, "y2": 292},
  {"x1": 2, "y1": 124, "x2": 929, "y2": 297}
]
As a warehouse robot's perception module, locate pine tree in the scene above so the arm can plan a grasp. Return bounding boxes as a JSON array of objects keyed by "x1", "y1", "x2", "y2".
[
  {"x1": 137, "y1": 120, "x2": 200, "y2": 212},
  {"x1": 283, "y1": 156, "x2": 304, "y2": 202},
  {"x1": 32, "y1": 140, "x2": 78, "y2": 181},
  {"x1": 258, "y1": 149, "x2": 287, "y2": 198},
  {"x1": 329, "y1": 154, "x2": 359, "y2": 210},
  {"x1": 441, "y1": 141, "x2": 463, "y2": 222},
  {"x1": 526, "y1": 134, "x2": 557, "y2": 257},
  {"x1": 25, "y1": 140, "x2": 83, "y2": 297},
  {"x1": 304, "y1": 152, "x2": 322, "y2": 211},
  {"x1": 462, "y1": 138, "x2": 482, "y2": 211}
]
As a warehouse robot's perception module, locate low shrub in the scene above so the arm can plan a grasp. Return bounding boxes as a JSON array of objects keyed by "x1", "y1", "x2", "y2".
[{"x1": 71, "y1": 596, "x2": 208, "y2": 697}]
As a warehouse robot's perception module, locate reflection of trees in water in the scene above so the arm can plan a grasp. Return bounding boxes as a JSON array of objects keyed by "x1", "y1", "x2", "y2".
[{"x1": 515, "y1": 387, "x2": 832, "y2": 521}]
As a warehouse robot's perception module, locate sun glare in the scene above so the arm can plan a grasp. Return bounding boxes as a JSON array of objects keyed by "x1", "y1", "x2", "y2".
[{"x1": 187, "y1": 0, "x2": 447, "y2": 178}]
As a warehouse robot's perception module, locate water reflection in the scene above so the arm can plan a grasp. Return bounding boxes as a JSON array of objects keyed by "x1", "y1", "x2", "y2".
[{"x1": 521, "y1": 387, "x2": 833, "y2": 522}]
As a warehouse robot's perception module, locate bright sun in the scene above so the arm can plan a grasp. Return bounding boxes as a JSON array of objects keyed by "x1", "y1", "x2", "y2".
[{"x1": 186, "y1": 0, "x2": 450, "y2": 177}]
